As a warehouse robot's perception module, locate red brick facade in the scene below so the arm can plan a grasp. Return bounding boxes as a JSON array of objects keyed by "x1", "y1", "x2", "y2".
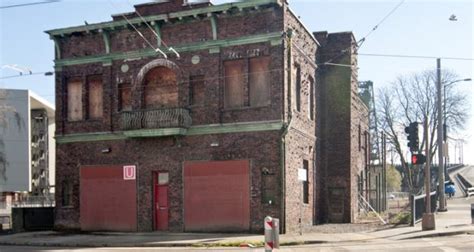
[{"x1": 47, "y1": 0, "x2": 368, "y2": 233}]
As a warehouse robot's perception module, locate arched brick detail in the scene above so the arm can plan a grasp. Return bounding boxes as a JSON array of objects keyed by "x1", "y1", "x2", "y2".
[
  {"x1": 135, "y1": 59, "x2": 183, "y2": 87},
  {"x1": 133, "y1": 59, "x2": 184, "y2": 109}
]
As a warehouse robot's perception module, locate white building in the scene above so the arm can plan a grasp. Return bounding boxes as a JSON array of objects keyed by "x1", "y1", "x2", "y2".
[{"x1": 0, "y1": 89, "x2": 55, "y2": 195}]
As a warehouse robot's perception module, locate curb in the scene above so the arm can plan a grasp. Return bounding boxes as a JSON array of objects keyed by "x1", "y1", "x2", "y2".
[
  {"x1": 0, "y1": 240, "x2": 331, "y2": 248},
  {"x1": 401, "y1": 230, "x2": 474, "y2": 240}
]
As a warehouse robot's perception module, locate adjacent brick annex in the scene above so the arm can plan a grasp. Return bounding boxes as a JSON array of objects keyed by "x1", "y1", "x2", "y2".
[{"x1": 47, "y1": 0, "x2": 369, "y2": 233}]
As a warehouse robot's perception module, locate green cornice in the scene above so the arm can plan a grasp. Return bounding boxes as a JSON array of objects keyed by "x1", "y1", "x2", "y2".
[
  {"x1": 56, "y1": 120, "x2": 284, "y2": 144},
  {"x1": 124, "y1": 128, "x2": 187, "y2": 138},
  {"x1": 45, "y1": 0, "x2": 282, "y2": 36},
  {"x1": 54, "y1": 32, "x2": 282, "y2": 67},
  {"x1": 56, "y1": 132, "x2": 127, "y2": 144},
  {"x1": 187, "y1": 121, "x2": 283, "y2": 135}
]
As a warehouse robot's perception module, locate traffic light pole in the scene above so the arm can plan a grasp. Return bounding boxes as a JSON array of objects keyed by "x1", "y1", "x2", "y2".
[{"x1": 437, "y1": 58, "x2": 447, "y2": 212}]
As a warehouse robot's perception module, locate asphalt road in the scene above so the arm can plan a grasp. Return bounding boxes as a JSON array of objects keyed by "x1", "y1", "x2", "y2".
[{"x1": 1, "y1": 234, "x2": 473, "y2": 252}]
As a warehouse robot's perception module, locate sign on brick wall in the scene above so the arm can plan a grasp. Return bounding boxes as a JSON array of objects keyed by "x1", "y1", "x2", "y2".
[{"x1": 123, "y1": 165, "x2": 136, "y2": 180}]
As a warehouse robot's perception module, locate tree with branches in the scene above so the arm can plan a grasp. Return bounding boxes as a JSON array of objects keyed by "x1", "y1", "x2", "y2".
[{"x1": 377, "y1": 70, "x2": 469, "y2": 193}]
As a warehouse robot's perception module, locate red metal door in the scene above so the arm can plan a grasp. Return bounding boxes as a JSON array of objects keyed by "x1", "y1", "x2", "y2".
[
  {"x1": 184, "y1": 160, "x2": 250, "y2": 232},
  {"x1": 154, "y1": 172, "x2": 169, "y2": 231}
]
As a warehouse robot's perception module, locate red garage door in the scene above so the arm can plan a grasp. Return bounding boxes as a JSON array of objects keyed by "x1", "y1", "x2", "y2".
[
  {"x1": 184, "y1": 160, "x2": 250, "y2": 232},
  {"x1": 80, "y1": 165, "x2": 137, "y2": 231}
]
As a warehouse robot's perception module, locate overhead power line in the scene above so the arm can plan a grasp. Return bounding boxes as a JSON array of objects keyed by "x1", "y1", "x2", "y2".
[
  {"x1": 322, "y1": 0, "x2": 406, "y2": 66},
  {"x1": 357, "y1": 0, "x2": 406, "y2": 48},
  {"x1": 357, "y1": 53, "x2": 474, "y2": 61},
  {"x1": 0, "y1": 0, "x2": 60, "y2": 9}
]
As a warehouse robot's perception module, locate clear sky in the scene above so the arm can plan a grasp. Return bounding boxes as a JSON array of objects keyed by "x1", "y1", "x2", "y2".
[{"x1": 1, "y1": 0, "x2": 473, "y2": 163}]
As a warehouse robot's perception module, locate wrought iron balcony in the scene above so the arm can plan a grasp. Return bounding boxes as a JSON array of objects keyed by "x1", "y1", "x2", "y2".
[{"x1": 121, "y1": 108, "x2": 192, "y2": 131}]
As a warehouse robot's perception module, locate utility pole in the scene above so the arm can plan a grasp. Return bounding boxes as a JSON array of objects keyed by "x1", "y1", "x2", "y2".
[
  {"x1": 437, "y1": 58, "x2": 447, "y2": 212},
  {"x1": 422, "y1": 119, "x2": 435, "y2": 230}
]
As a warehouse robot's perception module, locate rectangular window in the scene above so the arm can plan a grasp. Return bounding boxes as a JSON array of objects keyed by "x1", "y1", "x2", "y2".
[
  {"x1": 224, "y1": 59, "x2": 245, "y2": 108},
  {"x1": 303, "y1": 160, "x2": 309, "y2": 204},
  {"x1": 295, "y1": 65, "x2": 301, "y2": 112},
  {"x1": 189, "y1": 75, "x2": 205, "y2": 106},
  {"x1": 249, "y1": 56, "x2": 271, "y2": 107},
  {"x1": 87, "y1": 75, "x2": 103, "y2": 119},
  {"x1": 309, "y1": 77, "x2": 314, "y2": 120},
  {"x1": 119, "y1": 83, "x2": 132, "y2": 111},
  {"x1": 67, "y1": 78, "x2": 83, "y2": 121},
  {"x1": 61, "y1": 181, "x2": 73, "y2": 207}
]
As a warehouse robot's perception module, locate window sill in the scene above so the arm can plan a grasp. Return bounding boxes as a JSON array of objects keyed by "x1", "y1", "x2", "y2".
[{"x1": 61, "y1": 205, "x2": 74, "y2": 209}]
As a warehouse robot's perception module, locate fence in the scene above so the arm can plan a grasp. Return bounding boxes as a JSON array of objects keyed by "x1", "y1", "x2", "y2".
[
  {"x1": 410, "y1": 191, "x2": 437, "y2": 226},
  {"x1": 11, "y1": 195, "x2": 55, "y2": 208}
]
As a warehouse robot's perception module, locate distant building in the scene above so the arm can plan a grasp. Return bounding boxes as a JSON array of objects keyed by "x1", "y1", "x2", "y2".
[
  {"x1": 46, "y1": 0, "x2": 369, "y2": 233},
  {"x1": 0, "y1": 89, "x2": 55, "y2": 228}
]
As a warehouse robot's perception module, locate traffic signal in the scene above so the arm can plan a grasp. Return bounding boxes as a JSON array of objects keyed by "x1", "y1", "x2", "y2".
[
  {"x1": 405, "y1": 122, "x2": 419, "y2": 152},
  {"x1": 411, "y1": 153, "x2": 426, "y2": 165}
]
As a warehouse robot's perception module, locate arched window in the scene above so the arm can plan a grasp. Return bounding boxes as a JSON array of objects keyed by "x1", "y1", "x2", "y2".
[{"x1": 143, "y1": 66, "x2": 178, "y2": 108}]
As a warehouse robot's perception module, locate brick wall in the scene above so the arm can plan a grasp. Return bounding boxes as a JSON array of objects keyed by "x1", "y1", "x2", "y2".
[
  {"x1": 55, "y1": 131, "x2": 282, "y2": 232},
  {"x1": 314, "y1": 31, "x2": 368, "y2": 223},
  {"x1": 282, "y1": 5, "x2": 318, "y2": 232},
  {"x1": 55, "y1": 4, "x2": 285, "y2": 136}
]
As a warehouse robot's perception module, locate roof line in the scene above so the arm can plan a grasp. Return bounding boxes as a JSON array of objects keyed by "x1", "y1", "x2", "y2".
[{"x1": 45, "y1": 0, "x2": 282, "y2": 36}]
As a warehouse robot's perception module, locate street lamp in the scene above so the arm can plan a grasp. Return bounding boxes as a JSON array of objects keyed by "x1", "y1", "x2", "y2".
[
  {"x1": 438, "y1": 77, "x2": 471, "y2": 212},
  {"x1": 443, "y1": 78, "x2": 471, "y2": 150}
]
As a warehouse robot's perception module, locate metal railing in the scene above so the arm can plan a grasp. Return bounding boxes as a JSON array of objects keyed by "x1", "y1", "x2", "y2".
[
  {"x1": 410, "y1": 191, "x2": 437, "y2": 226},
  {"x1": 456, "y1": 173, "x2": 474, "y2": 197},
  {"x1": 121, "y1": 108, "x2": 192, "y2": 131},
  {"x1": 447, "y1": 164, "x2": 464, "y2": 173},
  {"x1": 11, "y1": 195, "x2": 55, "y2": 208}
]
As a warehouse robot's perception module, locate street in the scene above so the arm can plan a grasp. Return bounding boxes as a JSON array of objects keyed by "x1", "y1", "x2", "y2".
[{"x1": 1, "y1": 234, "x2": 473, "y2": 252}]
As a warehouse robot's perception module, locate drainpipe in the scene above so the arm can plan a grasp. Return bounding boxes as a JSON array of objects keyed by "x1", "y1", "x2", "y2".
[{"x1": 280, "y1": 28, "x2": 293, "y2": 234}]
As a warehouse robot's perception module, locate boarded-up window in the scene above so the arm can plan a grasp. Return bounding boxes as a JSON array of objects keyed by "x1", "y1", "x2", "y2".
[
  {"x1": 119, "y1": 83, "x2": 132, "y2": 111},
  {"x1": 189, "y1": 75, "x2": 205, "y2": 106},
  {"x1": 67, "y1": 78, "x2": 83, "y2": 121},
  {"x1": 249, "y1": 56, "x2": 271, "y2": 107},
  {"x1": 87, "y1": 76, "x2": 103, "y2": 119},
  {"x1": 309, "y1": 77, "x2": 314, "y2": 120},
  {"x1": 295, "y1": 65, "x2": 301, "y2": 112},
  {"x1": 144, "y1": 67, "x2": 178, "y2": 108},
  {"x1": 224, "y1": 60, "x2": 245, "y2": 108}
]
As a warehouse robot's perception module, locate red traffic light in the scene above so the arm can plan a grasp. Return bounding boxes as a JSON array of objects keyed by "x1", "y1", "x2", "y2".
[{"x1": 411, "y1": 154, "x2": 426, "y2": 165}]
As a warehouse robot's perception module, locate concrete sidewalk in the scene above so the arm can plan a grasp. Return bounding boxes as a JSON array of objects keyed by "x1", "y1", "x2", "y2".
[{"x1": 0, "y1": 197, "x2": 472, "y2": 248}]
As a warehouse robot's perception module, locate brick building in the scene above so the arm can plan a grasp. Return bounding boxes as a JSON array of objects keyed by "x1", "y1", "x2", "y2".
[{"x1": 46, "y1": 0, "x2": 369, "y2": 233}]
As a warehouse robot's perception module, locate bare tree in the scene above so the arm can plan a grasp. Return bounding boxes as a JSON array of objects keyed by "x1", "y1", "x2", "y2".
[
  {"x1": 377, "y1": 70, "x2": 469, "y2": 193},
  {"x1": 0, "y1": 89, "x2": 23, "y2": 182}
]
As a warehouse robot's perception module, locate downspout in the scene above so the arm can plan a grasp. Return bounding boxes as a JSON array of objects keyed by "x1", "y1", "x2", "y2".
[{"x1": 280, "y1": 28, "x2": 293, "y2": 234}]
